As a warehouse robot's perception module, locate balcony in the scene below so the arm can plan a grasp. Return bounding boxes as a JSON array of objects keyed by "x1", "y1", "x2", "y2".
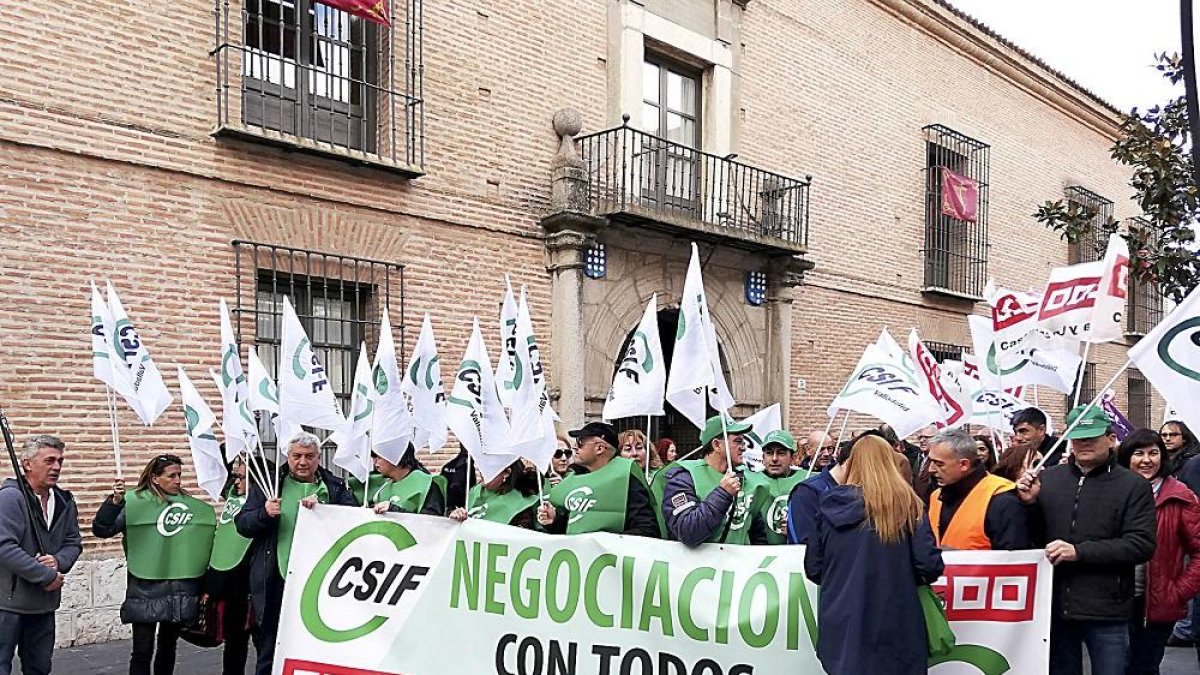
[{"x1": 576, "y1": 118, "x2": 812, "y2": 254}]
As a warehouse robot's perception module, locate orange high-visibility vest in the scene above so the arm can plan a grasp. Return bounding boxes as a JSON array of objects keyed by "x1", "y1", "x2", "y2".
[{"x1": 929, "y1": 473, "x2": 1015, "y2": 550}]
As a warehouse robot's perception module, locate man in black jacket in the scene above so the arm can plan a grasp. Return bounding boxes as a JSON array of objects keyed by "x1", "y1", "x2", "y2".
[
  {"x1": 1012, "y1": 407, "x2": 1064, "y2": 467},
  {"x1": 1016, "y1": 405, "x2": 1156, "y2": 675},
  {"x1": 235, "y1": 433, "x2": 357, "y2": 675}
]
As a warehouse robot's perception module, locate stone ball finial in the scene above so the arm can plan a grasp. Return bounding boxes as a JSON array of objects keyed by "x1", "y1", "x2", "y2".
[
  {"x1": 552, "y1": 108, "x2": 583, "y2": 138},
  {"x1": 621, "y1": 113, "x2": 631, "y2": 125}
]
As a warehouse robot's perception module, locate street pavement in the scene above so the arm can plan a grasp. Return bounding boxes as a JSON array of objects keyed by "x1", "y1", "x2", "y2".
[{"x1": 29, "y1": 637, "x2": 1200, "y2": 674}]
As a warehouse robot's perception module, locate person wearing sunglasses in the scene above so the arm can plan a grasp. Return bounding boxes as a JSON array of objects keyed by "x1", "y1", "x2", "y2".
[
  {"x1": 546, "y1": 435, "x2": 574, "y2": 488},
  {"x1": 661, "y1": 415, "x2": 756, "y2": 546}
]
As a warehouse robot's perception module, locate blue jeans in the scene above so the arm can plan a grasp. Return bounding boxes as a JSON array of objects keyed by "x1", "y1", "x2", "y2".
[
  {"x1": 1050, "y1": 617, "x2": 1129, "y2": 675},
  {"x1": 0, "y1": 611, "x2": 55, "y2": 675},
  {"x1": 1172, "y1": 598, "x2": 1193, "y2": 640}
]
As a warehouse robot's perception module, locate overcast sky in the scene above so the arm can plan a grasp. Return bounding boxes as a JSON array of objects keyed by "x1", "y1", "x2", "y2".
[{"x1": 948, "y1": 0, "x2": 1183, "y2": 113}]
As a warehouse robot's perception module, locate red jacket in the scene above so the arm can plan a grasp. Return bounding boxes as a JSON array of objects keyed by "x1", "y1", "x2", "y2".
[{"x1": 1146, "y1": 477, "x2": 1200, "y2": 623}]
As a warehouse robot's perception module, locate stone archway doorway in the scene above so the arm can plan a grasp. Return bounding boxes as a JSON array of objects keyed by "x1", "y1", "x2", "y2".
[{"x1": 608, "y1": 307, "x2": 731, "y2": 454}]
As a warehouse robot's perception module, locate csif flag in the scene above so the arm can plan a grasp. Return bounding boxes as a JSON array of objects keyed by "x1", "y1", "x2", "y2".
[
  {"x1": 446, "y1": 319, "x2": 520, "y2": 482},
  {"x1": 90, "y1": 282, "x2": 141, "y2": 411},
  {"x1": 277, "y1": 296, "x2": 346, "y2": 444},
  {"x1": 1128, "y1": 284, "x2": 1200, "y2": 436},
  {"x1": 666, "y1": 243, "x2": 735, "y2": 429},
  {"x1": 217, "y1": 300, "x2": 256, "y2": 459},
  {"x1": 603, "y1": 294, "x2": 666, "y2": 421},
  {"x1": 106, "y1": 281, "x2": 173, "y2": 424},
  {"x1": 177, "y1": 367, "x2": 227, "y2": 501},
  {"x1": 370, "y1": 308, "x2": 413, "y2": 464},
  {"x1": 506, "y1": 287, "x2": 558, "y2": 471},
  {"x1": 494, "y1": 276, "x2": 520, "y2": 410},
  {"x1": 402, "y1": 313, "x2": 449, "y2": 452},
  {"x1": 330, "y1": 343, "x2": 375, "y2": 483},
  {"x1": 740, "y1": 403, "x2": 782, "y2": 471},
  {"x1": 828, "y1": 341, "x2": 943, "y2": 439},
  {"x1": 246, "y1": 346, "x2": 280, "y2": 415}
]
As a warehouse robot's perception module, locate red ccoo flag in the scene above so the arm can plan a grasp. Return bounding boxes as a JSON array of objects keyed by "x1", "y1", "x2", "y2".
[{"x1": 316, "y1": 0, "x2": 390, "y2": 26}]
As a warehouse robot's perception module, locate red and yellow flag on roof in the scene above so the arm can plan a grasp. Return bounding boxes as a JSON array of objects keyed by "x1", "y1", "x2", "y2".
[{"x1": 316, "y1": 0, "x2": 390, "y2": 26}]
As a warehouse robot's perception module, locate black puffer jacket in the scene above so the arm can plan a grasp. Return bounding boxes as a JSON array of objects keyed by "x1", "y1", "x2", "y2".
[
  {"x1": 92, "y1": 498, "x2": 201, "y2": 625},
  {"x1": 1028, "y1": 455, "x2": 1156, "y2": 621}
]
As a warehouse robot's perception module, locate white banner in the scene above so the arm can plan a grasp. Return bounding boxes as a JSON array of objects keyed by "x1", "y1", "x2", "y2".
[
  {"x1": 829, "y1": 342, "x2": 943, "y2": 438},
  {"x1": 275, "y1": 507, "x2": 1051, "y2": 675}
]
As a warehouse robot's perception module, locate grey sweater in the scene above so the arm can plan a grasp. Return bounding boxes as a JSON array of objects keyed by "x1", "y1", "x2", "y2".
[{"x1": 0, "y1": 479, "x2": 82, "y2": 614}]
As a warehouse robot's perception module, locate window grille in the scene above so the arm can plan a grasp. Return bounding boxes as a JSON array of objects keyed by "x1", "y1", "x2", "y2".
[
  {"x1": 923, "y1": 341, "x2": 965, "y2": 364},
  {"x1": 1064, "y1": 186, "x2": 1113, "y2": 264},
  {"x1": 1127, "y1": 370, "x2": 1152, "y2": 430},
  {"x1": 1065, "y1": 362, "x2": 1096, "y2": 411},
  {"x1": 232, "y1": 240, "x2": 405, "y2": 465},
  {"x1": 922, "y1": 125, "x2": 990, "y2": 299},
  {"x1": 1126, "y1": 220, "x2": 1164, "y2": 336}
]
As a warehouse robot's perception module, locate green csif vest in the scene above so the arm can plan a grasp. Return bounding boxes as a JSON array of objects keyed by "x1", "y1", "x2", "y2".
[
  {"x1": 467, "y1": 484, "x2": 540, "y2": 526},
  {"x1": 277, "y1": 477, "x2": 329, "y2": 577},
  {"x1": 123, "y1": 490, "x2": 216, "y2": 580},
  {"x1": 754, "y1": 471, "x2": 805, "y2": 544},
  {"x1": 346, "y1": 471, "x2": 383, "y2": 506},
  {"x1": 549, "y1": 456, "x2": 639, "y2": 534},
  {"x1": 677, "y1": 459, "x2": 759, "y2": 545},
  {"x1": 371, "y1": 472, "x2": 447, "y2": 514},
  {"x1": 209, "y1": 494, "x2": 253, "y2": 571}
]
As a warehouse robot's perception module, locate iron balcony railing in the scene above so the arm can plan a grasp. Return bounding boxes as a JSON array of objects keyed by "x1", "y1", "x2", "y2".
[
  {"x1": 211, "y1": 0, "x2": 424, "y2": 175},
  {"x1": 578, "y1": 119, "x2": 812, "y2": 249}
]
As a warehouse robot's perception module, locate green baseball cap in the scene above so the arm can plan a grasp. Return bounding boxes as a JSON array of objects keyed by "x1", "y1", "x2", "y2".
[
  {"x1": 1064, "y1": 405, "x2": 1113, "y2": 440},
  {"x1": 761, "y1": 429, "x2": 797, "y2": 452},
  {"x1": 700, "y1": 415, "x2": 752, "y2": 447}
]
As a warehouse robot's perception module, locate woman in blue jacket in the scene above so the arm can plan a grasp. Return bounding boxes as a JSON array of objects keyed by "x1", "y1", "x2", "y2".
[{"x1": 804, "y1": 434, "x2": 944, "y2": 675}]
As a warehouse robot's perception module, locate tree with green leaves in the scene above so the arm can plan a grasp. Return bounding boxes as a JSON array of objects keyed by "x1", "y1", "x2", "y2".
[{"x1": 1034, "y1": 53, "x2": 1198, "y2": 303}]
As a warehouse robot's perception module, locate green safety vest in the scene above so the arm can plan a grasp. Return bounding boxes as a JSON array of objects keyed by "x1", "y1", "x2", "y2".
[
  {"x1": 754, "y1": 471, "x2": 805, "y2": 544},
  {"x1": 346, "y1": 472, "x2": 383, "y2": 506},
  {"x1": 277, "y1": 477, "x2": 329, "y2": 577},
  {"x1": 466, "y1": 484, "x2": 540, "y2": 526},
  {"x1": 549, "y1": 457, "x2": 638, "y2": 534},
  {"x1": 209, "y1": 494, "x2": 253, "y2": 571},
  {"x1": 123, "y1": 490, "x2": 216, "y2": 580},
  {"x1": 371, "y1": 472, "x2": 447, "y2": 514},
  {"x1": 676, "y1": 459, "x2": 760, "y2": 545}
]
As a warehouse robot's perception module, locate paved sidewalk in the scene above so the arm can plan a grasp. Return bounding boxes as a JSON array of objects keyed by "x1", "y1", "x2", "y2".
[{"x1": 23, "y1": 638, "x2": 1200, "y2": 674}]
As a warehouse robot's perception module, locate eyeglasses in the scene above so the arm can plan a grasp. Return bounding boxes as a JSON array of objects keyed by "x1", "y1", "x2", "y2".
[{"x1": 1161, "y1": 432, "x2": 1182, "y2": 439}]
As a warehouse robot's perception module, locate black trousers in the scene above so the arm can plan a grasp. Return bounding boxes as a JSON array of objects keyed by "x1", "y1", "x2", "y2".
[
  {"x1": 252, "y1": 577, "x2": 285, "y2": 675},
  {"x1": 130, "y1": 622, "x2": 182, "y2": 675},
  {"x1": 220, "y1": 568, "x2": 253, "y2": 675}
]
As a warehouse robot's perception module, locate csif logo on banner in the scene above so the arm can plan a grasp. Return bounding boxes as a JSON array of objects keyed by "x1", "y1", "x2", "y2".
[
  {"x1": 564, "y1": 487, "x2": 598, "y2": 524},
  {"x1": 844, "y1": 363, "x2": 920, "y2": 396},
  {"x1": 300, "y1": 520, "x2": 429, "y2": 643},
  {"x1": 157, "y1": 503, "x2": 195, "y2": 537},
  {"x1": 1159, "y1": 317, "x2": 1200, "y2": 382}
]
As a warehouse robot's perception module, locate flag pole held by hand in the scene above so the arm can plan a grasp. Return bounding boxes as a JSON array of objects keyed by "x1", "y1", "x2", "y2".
[{"x1": 1031, "y1": 360, "x2": 1131, "y2": 472}]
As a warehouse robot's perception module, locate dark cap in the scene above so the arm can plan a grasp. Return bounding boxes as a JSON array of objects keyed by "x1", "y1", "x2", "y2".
[{"x1": 568, "y1": 422, "x2": 619, "y2": 450}]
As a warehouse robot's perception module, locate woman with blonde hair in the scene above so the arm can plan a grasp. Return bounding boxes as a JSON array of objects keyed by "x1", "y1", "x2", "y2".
[
  {"x1": 804, "y1": 434, "x2": 944, "y2": 675},
  {"x1": 619, "y1": 429, "x2": 661, "y2": 474}
]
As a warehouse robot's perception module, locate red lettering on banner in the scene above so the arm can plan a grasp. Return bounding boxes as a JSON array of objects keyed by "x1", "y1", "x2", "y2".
[
  {"x1": 283, "y1": 660, "x2": 406, "y2": 675},
  {"x1": 914, "y1": 341, "x2": 964, "y2": 427},
  {"x1": 932, "y1": 563, "x2": 1037, "y2": 623},
  {"x1": 1108, "y1": 255, "x2": 1130, "y2": 299},
  {"x1": 991, "y1": 293, "x2": 1037, "y2": 330},
  {"x1": 1038, "y1": 277, "x2": 1100, "y2": 320}
]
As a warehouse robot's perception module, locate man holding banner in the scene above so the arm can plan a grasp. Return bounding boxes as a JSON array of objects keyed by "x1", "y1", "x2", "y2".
[
  {"x1": 661, "y1": 415, "x2": 758, "y2": 546},
  {"x1": 538, "y1": 422, "x2": 659, "y2": 537},
  {"x1": 234, "y1": 432, "x2": 357, "y2": 675}
]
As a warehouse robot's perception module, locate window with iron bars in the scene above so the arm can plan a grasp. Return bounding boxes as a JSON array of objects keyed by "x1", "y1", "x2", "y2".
[
  {"x1": 212, "y1": 0, "x2": 425, "y2": 173},
  {"x1": 922, "y1": 125, "x2": 990, "y2": 299},
  {"x1": 1126, "y1": 219, "x2": 1164, "y2": 335},
  {"x1": 1127, "y1": 369, "x2": 1152, "y2": 430},
  {"x1": 1064, "y1": 186, "x2": 1113, "y2": 264},
  {"x1": 232, "y1": 240, "x2": 405, "y2": 466},
  {"x1": 1065, "y1": 362, "x2": 1096, "y2": 411},
  {"x1": 923, "y1": 340, "x2": 965, "y2": 364}
]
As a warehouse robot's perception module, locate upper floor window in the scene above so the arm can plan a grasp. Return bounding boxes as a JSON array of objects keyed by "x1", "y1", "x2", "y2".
[
  {"x1": 922, "y1": 125, "x2": 990, "y2": 299},
  {"x1": 213, "y1": 0, "x2": 425, "y2": 174},
  {"x1": 1064, "y1": 186, "x2": 1113, "y2": 264}
]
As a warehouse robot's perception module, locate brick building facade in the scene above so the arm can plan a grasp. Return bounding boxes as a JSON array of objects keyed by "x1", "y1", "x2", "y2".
[{"x1": 0, "y1": 0, "x2": 1160, "y2": 644}]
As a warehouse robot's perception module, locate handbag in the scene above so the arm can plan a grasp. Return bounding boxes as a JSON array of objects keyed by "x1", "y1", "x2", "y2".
[
  {"x1": 180, "y1": 595, "x2": 225, "y2": 648},
  {"x1": 917, "y1": 585, "x2": 956, "y2": 658}
]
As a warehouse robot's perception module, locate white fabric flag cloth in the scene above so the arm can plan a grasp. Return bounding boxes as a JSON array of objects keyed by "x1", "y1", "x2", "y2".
[
  {"x1": 740, "y1": 403, "x2": 782, "y2": 471},
  {"x1": 604, "y1": 294, "x2": 667, "y2": 421},
  {"x1": 177, "y1": 367, "x2": 228, "y2": 501},
  {"x1": 370, "y1": 308, "x2": 413, "y2": 464},
  {"x1": 968, "y1": 389, "x2": 1031, "y2": 430},
  {"x1": 1087, "y1": 233, "x2": 1131, "y2": 344},
  {"x1": 402, "y1": 313, "x2": 449, "y2": 452},
  {"x1": 1129, "y1": 284, "x2": 1200, "y2": 436},
  {"x1": 1035, "y1": 260, "x2": 1107, "y2": 342},
  {"x1": 828, "y1": 341, "x2": 944, "y2": 439},
  {"x1": 984, "y1": 280, "x2": 1045, "y2": 357},
  {"x1": 277, "y1": 296, "x2": 346, "y2": 445},
  {"x1": 446, "y1": 319, "x2": 521, "y2": 482},
  {"x1": 330, "y1": 343, "x2": 375, "y2": 483},
  {"x1": 507, "y1": 287, "x2": 559, "y2": 471},
  {"x1": 666, "y1": 243, "x2": 735, "y2": 429},
  {"x1": 247, "y1": 346, "x2": 280, "y2": 415},
  {"x1": 218, "y1": 299, "x2": 249, "y2": 400},
  {"x1": 106, "y1": 281, "x2": 173, "y2": 424},
  {"x1": 209, "y1": 368, "x2": 259, "y2": 464},
  {"x1": 218, "y1": 300, "x2": 253, "y2": 459},
  {"x1": 908, "y1": 329, "x2": 972, "y2": 428},
  {"x1": 90, "y1": 282, "x2": 140, "y2": 407},
  {"x1": 968, "y1": 315, "x2": 1081, "y2": 394},
  {"x1": 494, "y1": 276, "x2": 520, "y2": 409}
]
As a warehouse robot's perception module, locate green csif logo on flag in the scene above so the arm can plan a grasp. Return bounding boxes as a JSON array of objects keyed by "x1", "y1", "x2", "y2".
[
  {"x1": 300, "y1": 520, "x2": 426, "y2": 643},
  {"x1": 1157, "y1": 317, "x2": 1200, "y2": 382}
]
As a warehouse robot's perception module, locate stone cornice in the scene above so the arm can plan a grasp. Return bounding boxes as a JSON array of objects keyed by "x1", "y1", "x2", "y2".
[{"x1": 870, "y1": 0, "x2": 1124, "y2": 140}]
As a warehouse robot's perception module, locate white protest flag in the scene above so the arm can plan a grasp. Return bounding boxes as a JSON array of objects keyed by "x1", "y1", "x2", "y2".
[
  {"x1": 218, "y1": 299, "x2": 249, "y2": 400},
  {"x1": 968, "y1": 314, "x2": 1081, "y2": 394},
  {"x1": 217, "y1": 300, "x2": 255, "y2": 459},
  {"x1": 828, "y1": 341, "x2": 943, "y2": 439},
  {"x1": 740, "y1": 403, "x2": 782, "y2": 471},
  {"x1": 969, "y1": 389, "x2": 1031, "y2": 430},
  {"x1": 277, "y1": 296, "x2": 346, "y2": 443},
  {"x1": 330, "y1": 344, "x2": 375, "y2": 483},
  {"x1": 177, "y1": 366, "x2": 227, "y2": 501},
  {"x1": 908, "y1": 329, "x2": 972, "y2": 428},
  {"x1": 90, "y1": 282, "x2": 140, "y2": 406},
  {"x1": 984, "y1": 280, "x2": 1046, "y2": 357},
  {"x1": 495, "y1": 277, "x2": 520, "y2": 409},
  {"x1": 1087, "y1": 233, "x2": 1131, "y2": 344},
  {"x1": 370, "y1": 308, "x2": 414, "y2": 464},
  {"x1": 246, "y1": 346, "x2": 280, "y2": 415},
  {"x1": 507, "y1": 288, "x2": 559, "y2": 470},
  {"x1": 402, "y1": 313, "x2": 449, "y2": 452},
  {"x1": 603, "y1": 294, "x2": 667, "y2": 421},
  {"x1": 446, "y1": 320, "x2": 520, "y2": 481},
  {"x1": 1035, "y1": 260, "x2": 1107, "y2": 342},
  {"x1": 106, "y1": 281, "x2": 173, "y2": 424},
  {"x1": 666, "y1": 243, "x2": 735, "y2": 429},
  {"x1": 1129, "y1": 284, "x2": 1200, "y2": 436}
]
